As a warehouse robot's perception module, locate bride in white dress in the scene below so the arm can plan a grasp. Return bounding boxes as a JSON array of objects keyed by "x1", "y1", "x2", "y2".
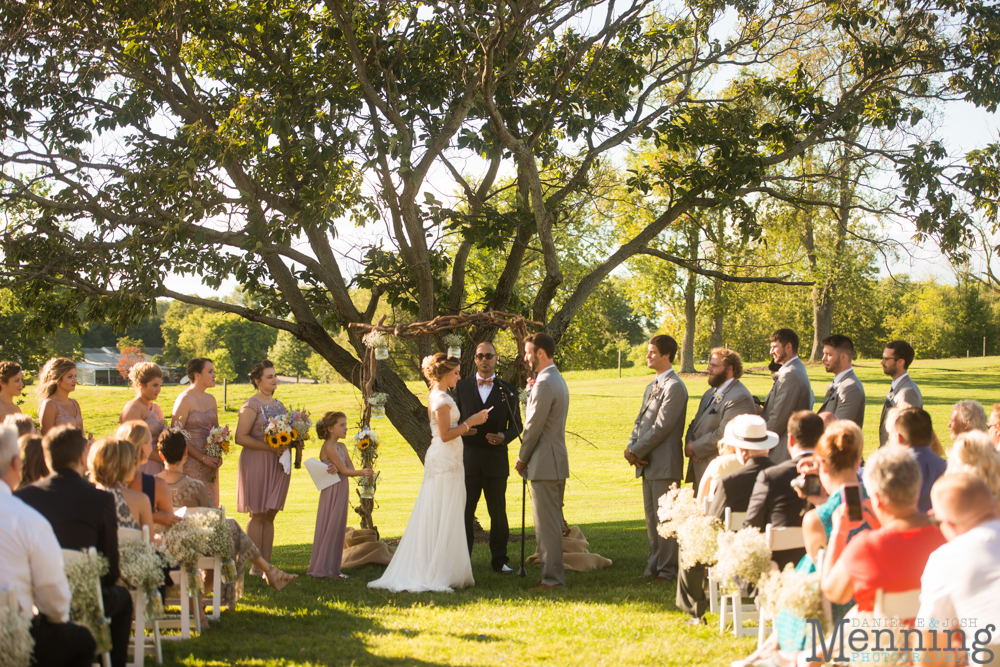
[{"x1": 369, "y1": 353, "x2": 489, "y2": 592}]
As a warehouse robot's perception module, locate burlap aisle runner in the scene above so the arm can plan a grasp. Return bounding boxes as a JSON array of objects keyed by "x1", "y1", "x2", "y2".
[
  {"x1": 342, "y1": 527, "x2": 394, "y2": 569},
  {"x1": 525, "y1": 526, "x2": 612, "y2": 572}
]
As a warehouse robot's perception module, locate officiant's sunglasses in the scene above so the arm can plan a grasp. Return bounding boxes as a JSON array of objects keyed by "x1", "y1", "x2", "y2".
[{"x1": 475, "y1": 353, "x2": 496, "y2": 360}]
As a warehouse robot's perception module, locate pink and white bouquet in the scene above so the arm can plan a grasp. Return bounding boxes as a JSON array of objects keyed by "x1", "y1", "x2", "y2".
[
  {"x1": 289, "y1": 408, "x2": 313, "y2": 442},
  {"x1": 204, "y1": 425, "x2": 230, "y2": 482}
]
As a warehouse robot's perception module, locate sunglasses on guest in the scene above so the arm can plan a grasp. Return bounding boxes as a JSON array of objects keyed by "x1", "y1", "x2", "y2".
[{"x1": 475, "y1": 353, "x2": 496, "y2": 361}]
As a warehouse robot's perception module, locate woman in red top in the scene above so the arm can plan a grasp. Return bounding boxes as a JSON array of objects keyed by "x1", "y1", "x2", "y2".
[{"x1": 822, "y1": 445, "x2": 946, "y2": 612}]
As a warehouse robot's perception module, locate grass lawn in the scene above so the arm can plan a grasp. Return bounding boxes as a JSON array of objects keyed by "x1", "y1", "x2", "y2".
[{"x1": 19, "y1": 356, "x2": 1000, "y2": 666}]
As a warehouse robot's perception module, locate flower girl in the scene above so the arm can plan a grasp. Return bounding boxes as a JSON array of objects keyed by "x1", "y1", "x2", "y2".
[{"x1": 307, "y1": 412, "x2": 373, "y2": 578}]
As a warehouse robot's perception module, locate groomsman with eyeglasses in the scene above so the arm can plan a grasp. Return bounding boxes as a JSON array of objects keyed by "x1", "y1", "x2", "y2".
[{"x1": 456, "y1": 341, "x2": 523, "y2": 574}]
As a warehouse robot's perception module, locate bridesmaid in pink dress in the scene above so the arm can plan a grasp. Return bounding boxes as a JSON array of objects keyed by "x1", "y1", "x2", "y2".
[
  {"x1": 37, "y1": 357, "x2": 86, "y2": 436},
  {"x1": 307, "y1": 412, "x2": 373, "y2": 579},
  {"x1": 119, "y1": 362, "x2": 167, "y2": 475},
  {"x1": 236, "y1": 360, "x2": 292, "y2": 567},
  {"x1": 0, "y1": 361, "x2": 24, "y2": 422},
  {"x1": 172, "y1": 358, "x2": 223, "y2": 508}
]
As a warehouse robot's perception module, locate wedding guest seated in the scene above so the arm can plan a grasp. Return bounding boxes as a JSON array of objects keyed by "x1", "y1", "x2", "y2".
[
  {"x1": 696, "y1": 440, "x2": 740, "y2": 504},
  {"x1": 886, "y1": 403, "x2": 946, "y2": 457},
  {"x1": 746, "y1": 410, "x2": 824, "y2": 569},
  {"x1": 945, "y1": 430, "x2": 1000, "y2": 500},
  {"x1": 155, "y1": 430, "x2": 296, "y2": 598},
  {"x1": 888, "y1": 407, "x2": 946, "y2": 512},
  {"x1": 88, "y1": 436, "x2": 152, "y2": 531},
  {"x1": 15, "y1": 425, "x2": 133, "y2": 667},
  {"x1": 817, "y1": 411, "x2": 838, "y2": 428},
  {"x1": 678, "y1": 416, "x2": 777, "y2": 624},
  {"x1": 4, "y1": 413, "x2": 37, "y2": 436},
  {"x1": 0, "y1": 424, "x2": 96, "y2": 667},
  {"x1": 115, "y1": 421, "x2": 178, "y2": 529},
  {"x1": 774, "y1": 421, "x2": 869, "y2": 651},
  {"x1": 948, "y1": 399, "x2": 988, "y2": 441},
  {"x1": 822, "y1": 445, "x2": 945, "y2": 615},
  {"x1": 17, "y1": 434, "x2": 47, "y2": 489},
  {"x1": 918, "y1": 473, "x2": 1000, "y2": 658}
]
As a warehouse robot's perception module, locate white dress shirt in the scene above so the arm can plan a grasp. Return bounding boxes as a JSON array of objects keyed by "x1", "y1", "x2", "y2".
[
  {"x1": 714, "y1": 377, "x2": 735, "y2": 400},
  {"x1": 891, "y1": 372, "x2": 910, "y2": 392},
  {"x1": 476, "y1": 373, "x2": 496, "y2": 404},
  {"x1": 0, "y1": 480, "x2": 71, "y2": 622},
  {"x1": 832, "y1": 368, "x2": 852, "y2": 385}
]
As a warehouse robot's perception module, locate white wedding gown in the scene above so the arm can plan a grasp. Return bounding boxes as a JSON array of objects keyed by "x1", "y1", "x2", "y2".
[{"x1": 368, "y1": 389, "x2": 474, "y2": 592}]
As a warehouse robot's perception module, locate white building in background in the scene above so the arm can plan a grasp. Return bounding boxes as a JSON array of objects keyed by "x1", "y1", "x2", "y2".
[{"x1": 76, "y1": 347, "x2": 169, "y2": 385}]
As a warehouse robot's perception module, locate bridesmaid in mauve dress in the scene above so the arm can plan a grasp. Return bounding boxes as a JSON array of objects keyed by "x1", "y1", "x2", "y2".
[
  {"x1": 0, "y1": 361, "x2": 25, "y2": 422},
  {"x1": 307, "y1": 412, "x2": 374, "y2": 579},
  {"x1": 119, "y1": 361, "x2": 167, "y2": 475},
  {"x1": 172, "y1": 358, "x2": 224, "y2": 508},
  {"x1": 36, "y1": 357, "x2": 86, "y2": 436},
  {"x1": 236, "y1": 360, "x2": 293, "y2": 566}
]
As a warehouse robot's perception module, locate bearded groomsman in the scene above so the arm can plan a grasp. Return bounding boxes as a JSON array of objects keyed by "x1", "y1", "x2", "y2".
[
  {"x1": 684, "y1": 348, "x2": 756, "y2": 491},
  {"x1": 878, "y1": 339, "x2": 923, "y2": 446},
  {"x1": 624, "y1": 335, "x2": 687, "y2": 584},
  {"x1": 456, "y1": 341, "x2": 523, "y2": 574},
  {"x1": 817, "y1": 335, "x2": 866, "y2": 427},
  {"x1": 761, "y1": 329, "x2": 814, "y2": 463}
]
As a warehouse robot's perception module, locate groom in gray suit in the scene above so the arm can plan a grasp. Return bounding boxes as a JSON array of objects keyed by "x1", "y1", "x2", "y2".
[
  {"x1": 761, "y1": 329, "x2": 814, "y2": 463},
  {"x1": 684, "y1": 347, "x2": 756, "y2": 491},
  {"x1": 624, "y1": 335, "x2": 688, "y2": 583},
  {"x1": 515, "y1": 332, "x2": 570, "y2": 591},
  {"x1": 878, "y1": 339, "x2": 923, "y2": 446},
  {"x1": 818, "y1": 334, "x2": 866, "y2": 426}
]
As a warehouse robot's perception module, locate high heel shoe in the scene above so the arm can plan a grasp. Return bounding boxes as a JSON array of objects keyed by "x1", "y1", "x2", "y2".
[{"x1": 263, "y1": 565, "x2": 297, "y2": 592}]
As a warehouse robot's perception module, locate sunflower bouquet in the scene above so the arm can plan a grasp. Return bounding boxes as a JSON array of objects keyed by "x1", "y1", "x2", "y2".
[
  {"x1": 204, "y1": 425, "x2": 230, "y2": 482},
  {"x1": 353, "y1": 426, "x2": 379, "y2": 468},
  {"x1": 263, "y1": 413, "x2": 294, "y2": 449}
]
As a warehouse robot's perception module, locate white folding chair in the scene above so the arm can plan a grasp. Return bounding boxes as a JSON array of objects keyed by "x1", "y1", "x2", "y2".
[
  {"x1": 707, "y1": 508, "x2": 748, "y2": 615},
  {"x1": 183, "y1": 506, "x2": 225, "y2": 621},
  {"x1": 874, "y1": 588, "x2": 921, "y2": 619},
  {"x1": 117, "y1": 526, "x2": 162, "y2": 665},
  {"x1": 63, "y1": 547, "x2": 112, "y2": 667},
  {"x1": 716, "y1": 510, "x2": 757, "y2": 638},
  {"x1": 756, "y1": 524, "x2": 809, "y2": 646}
]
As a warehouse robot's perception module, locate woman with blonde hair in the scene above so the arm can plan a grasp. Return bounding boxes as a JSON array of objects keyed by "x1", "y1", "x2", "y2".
[
  {"x1": 37, "y1": 357, "x2": 85, "y2": 436},
  {"x1": 88, "y1": 436, "x2": 153, "y2": 530},
  {"x1": 0, "y1": 361, "x2": 24, "y2": 421},
  {"x1": 120, "y1": 361, "x2": 167, "y2": 475},
  {"x1": 946, "y1": 430, "x2": 1000, "y2": 500},
  {"x1": 369, "y1": 353, "x2": 488, "y2": 592},
  {"x1": 115, "y1": 420, "x2": 177, "y2": 528}
]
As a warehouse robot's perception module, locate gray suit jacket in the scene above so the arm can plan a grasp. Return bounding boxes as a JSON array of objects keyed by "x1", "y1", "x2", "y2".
[
  {"x1": 627, "y1": 370, "x2": 687, "y2": 481},
  {"x1": 879, "y1": 374, "x2": 923, "y2": 446},
  {"x1": 518, "y1": 365, "x2": 570, "y2": 480},
  {"x1": 761, "y1": 357, "x2": 814, "y2": 463},
  {"x1": 817, "y1": 368, "x2": 866, "y2": 427},
  {"x1": 684, "y1": 379, "x2": 756, "y2": 486}
]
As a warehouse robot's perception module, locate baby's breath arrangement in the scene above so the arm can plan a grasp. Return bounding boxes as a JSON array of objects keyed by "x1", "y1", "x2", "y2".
[
  {"x1": 674, "y1": 515, "x2": 722, "y2": 568},
  {"x1": 119, "y1": 538, "x2": 168, "y2": 620},
  {"x1": 656, "y1": 484, "x2": 700, "y2": 528},
  {"x1": 362, "y1": 331, "x2": 390, "y2": 349},
  {"x1": 758, "y1": 564, "x2": 828, "y2": 633},
  {"x1": 163, "y1": 517, "x2": 209, "y2": 596},
  {"x1": 0, "y1": 602, "x2": 33, "y2": 667},
  {"x1": 194, "y1": 511, "x2": 238, "y2": 584},
  {"x1": 442, "y1": 333, "x2": 463, "y2": 348},
  {"x1": 368, "y1": 392, "x2": 389, "y2": 408},
  {"x1": 712, "y1": 527, "x2": 772, "y2": 592},
  {"x1": 65, "y1": 551, "x2": 113, "y2": 653}
]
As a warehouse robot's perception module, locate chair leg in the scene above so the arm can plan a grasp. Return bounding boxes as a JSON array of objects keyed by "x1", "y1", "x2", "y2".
[
  {"x1": 212, "y1": 559, "x2": 221, "y2": 620},
  {"x1": 179, "y1": 569, "x2": 190, "y2": 641},
  {"x1": 152, "y1": 621, "x2": 162, "y2": 665},
  {"x1": 708, "y1": 572, "x2": 718, "y2": 615},
  {"x1": 719, "y1": 594, "x2": 729, "y2": 635},
  {"x1": 132, "y1": 589, "x2": 145, "y2": 667},
  {"x1": 732, "y1": 596, "x2": 743, "y2": 637},
  {"x1": 757, "y1": 605, "x2": 767, "y2": 648}
]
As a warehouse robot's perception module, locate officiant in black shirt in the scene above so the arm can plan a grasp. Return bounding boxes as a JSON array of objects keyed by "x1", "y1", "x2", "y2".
[{"x1": 455, "y1": 341, "x2": 523, "y2": 574}]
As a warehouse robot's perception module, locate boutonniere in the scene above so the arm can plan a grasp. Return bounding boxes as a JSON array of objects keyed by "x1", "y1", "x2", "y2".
[
  {"x1": 651, "y1": 383, "x2": 661, "y2": 399},
  {"x1": 526, "y1": 378, "x2": 536, "y2": 394},
  {"x1": 712, "y1": 393, "x2": 723, "y2": 405},
  {"x1": 827, "y1": 383, "x2": 836, "y2": 395}
]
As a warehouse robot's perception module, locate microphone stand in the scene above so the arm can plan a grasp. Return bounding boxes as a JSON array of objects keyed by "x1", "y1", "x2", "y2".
[{"x1": 497, "y1": 382, "x2": 528, "y2": 577}]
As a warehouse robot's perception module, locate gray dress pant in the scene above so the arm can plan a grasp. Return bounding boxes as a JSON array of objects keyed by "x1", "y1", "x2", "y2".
[
  {"x1": 530, "y1": 479, "x2": 566, "y2": 587},
  {"x1": 643, "y1": 476, "x2": 679, "y2": 578}
]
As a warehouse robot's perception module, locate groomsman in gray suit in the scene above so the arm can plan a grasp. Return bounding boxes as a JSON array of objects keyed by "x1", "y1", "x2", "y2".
[
  {"x1": 878, "y1": 339, "x2": 923, "y2": 446},
  {"x1": 624, "y1": 335, "x2": 688, "y2": 584},
  {"x1": 684, "y1": 347, "x2": 756, "y2": 491},
  {"x1": 818, "y1": 335, "x2": 866, "y2": 426},
  {"x1": 761, "y1": 329, "x2": 814, "y2": 463},
  {"x1": 515, "y1": 333, "x2": 570, "y2": 591}
]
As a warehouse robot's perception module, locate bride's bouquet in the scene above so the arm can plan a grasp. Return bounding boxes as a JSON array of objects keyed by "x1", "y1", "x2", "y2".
[{"x1": 204, "y1": 425, "x2": 230, "y2": 482}]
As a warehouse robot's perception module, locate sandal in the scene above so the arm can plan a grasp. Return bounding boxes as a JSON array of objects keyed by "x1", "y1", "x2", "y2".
[{"x1": 263, "y1": 566, "x2": 297, "y2": 592}]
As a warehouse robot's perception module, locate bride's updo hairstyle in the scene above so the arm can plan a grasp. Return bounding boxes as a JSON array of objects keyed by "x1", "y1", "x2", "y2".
[
  {"x1": 316, "y1": 411, "x2": 347, "y2": 440},
  {"x1": 421, "y1": 353, "x2": 459, "y2": 384},
  {"x1": 815, "y1": 421, "x2": 863, "y2": 473},
  {"x1": 249, "y1": 359, "x2": 275, "y2": 389}
]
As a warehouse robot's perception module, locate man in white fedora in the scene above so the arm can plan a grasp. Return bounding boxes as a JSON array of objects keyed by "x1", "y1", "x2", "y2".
[{"x1": 677, "y1": 414, "x2": 778, "y2": 624}]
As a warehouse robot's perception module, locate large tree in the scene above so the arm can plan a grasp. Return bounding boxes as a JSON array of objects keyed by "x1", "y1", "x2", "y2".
[{"x1": 1, "y1": 0, "x2": 998, "y2": 458}]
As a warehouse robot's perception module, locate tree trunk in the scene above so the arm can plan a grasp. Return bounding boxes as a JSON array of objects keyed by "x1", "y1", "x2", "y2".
[
  {"x1": 810, "y1": 285, "x2": 834, "y2": 361},
  {"x1": 709, "y1": 279, "x2": 724, "y2": 349},
  {"x1": 681, "y1": 227, "x2": 699, "y2": 372}
]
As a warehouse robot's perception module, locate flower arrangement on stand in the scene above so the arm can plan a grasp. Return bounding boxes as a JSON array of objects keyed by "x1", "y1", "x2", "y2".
[
  {"x1": 711, "y1": 527, "x2": 773, "y2": 593},
  {"x1": 204, "y1": 425, "x2": 230, "y2": 483},
  {"x1": 289, "y1": 408, "x2": 312, "y2": 469},
  {"x1": 757, "y1": 564, "x2": 828, "y2": 634},
  {"x1": 0, "y1": 592, "x2": 33, "y2": 667},
  {"x1": 163, "y1": 518, "x2": 208, "y2": 597},
  {"x1": 363, "y1": 331, "x2": 391, "y2": 360},
  {"x1": 65, "y1": 551, "x2": 113, "y2": 653},
  {"x1": 656, "y1": 485, "x2": 721, "y2": 568},
  {"x1": 119, "y1": 537, "x2": 169, "y2": 620},
  {"x1": 368, "y1": 392, "x2": 388, "y2": 419},
  {"x1": 354, "y1": 427, "x2": 380, "y2": 500},
  {"x1": 442, "y1": 332, "x2": 463, "y2": 358}
]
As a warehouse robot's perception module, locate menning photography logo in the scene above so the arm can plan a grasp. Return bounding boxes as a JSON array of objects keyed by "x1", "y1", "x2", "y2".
[{"x1": 806, "y1": 618, "x2": 997, "y2": 664}]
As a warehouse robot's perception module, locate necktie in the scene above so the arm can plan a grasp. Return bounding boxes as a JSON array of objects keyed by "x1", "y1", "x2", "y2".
[{"x1": 478, "y1": 378, "x2": 493, "y2": 388}]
